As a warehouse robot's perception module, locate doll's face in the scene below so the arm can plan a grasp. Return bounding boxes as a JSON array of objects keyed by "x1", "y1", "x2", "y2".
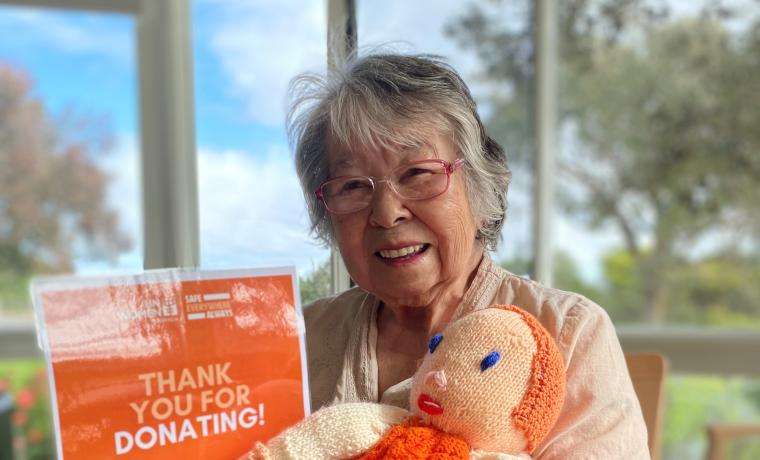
[{"x1": 409, "y1": 308, "x2": 536, "y2": 453}]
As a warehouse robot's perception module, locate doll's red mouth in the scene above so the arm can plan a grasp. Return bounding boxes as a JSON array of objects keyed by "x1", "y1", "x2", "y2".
[{"x1": 417, "y1": 393, "x2": 444, "y2": 415}]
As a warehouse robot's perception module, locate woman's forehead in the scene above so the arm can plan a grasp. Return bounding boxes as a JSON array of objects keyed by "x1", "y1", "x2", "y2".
[
  {"x1": 326, "y1": 130, "x2": 454, "y2": 170},
  {"x1": 328, "y1": 144, "x2": 429, "y2": 167}
]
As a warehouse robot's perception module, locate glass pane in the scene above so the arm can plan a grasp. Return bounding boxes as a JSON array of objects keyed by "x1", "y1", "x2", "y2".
[
  {"x1": 0, "y1": 7, "x2": 142, "y2": 317},
  {"x1": 357, "y1": 0, "x2": 535, "y2": 276},
  {"x1": 192, "y1": 1, "x2": 330, "y2": 294},
  {"x1": 0, "y1": 5, "x2": 141, "y2": 458},
  {"x1": 0, "y1": 6, "x2": 141, "y2": 314},
  {"x1": 548, "y1": 0, "x2": 760, "y2": 328}
]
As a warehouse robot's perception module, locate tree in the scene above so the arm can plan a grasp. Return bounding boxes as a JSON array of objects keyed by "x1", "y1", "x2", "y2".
[
  {"x1": 298, "y1": 258, "x2": 331, "y2": 305},
  {"x1": 0, "y1": 64, "x2": 129, "y2": 312},
  {"x1": 448, "y1": 1, "x2": 760, "y2": 324},
  {"x1": 500, "y1": 250, "x2": 605, "y2": 306},
  {"x1": 600, "y1": 248, "x2": 760, "y2": 326}
]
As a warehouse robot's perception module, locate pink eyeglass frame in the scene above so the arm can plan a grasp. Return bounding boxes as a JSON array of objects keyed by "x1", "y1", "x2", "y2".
[{"x1": 315, "y1": 158, "x2": 465, "y2": 214}]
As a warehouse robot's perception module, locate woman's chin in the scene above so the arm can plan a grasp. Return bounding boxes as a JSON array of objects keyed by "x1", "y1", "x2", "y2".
[{"x1": 375, "y1": 282, "x2": 438, "y2": 307}]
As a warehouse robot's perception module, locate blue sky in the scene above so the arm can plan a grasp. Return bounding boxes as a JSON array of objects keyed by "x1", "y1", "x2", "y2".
[
  {"x1": 0, "y1": 1, "x2": 331, "y2": 274},
  {"x1": 0, "y1": 0, "x2": 630, "y2": 281},
  {"x1": 0, "y1": 8, "x2": 136, "y2": 133}
]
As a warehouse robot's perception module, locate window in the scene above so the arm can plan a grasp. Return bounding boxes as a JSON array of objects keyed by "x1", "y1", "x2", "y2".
[
  {"x1": 549, "y1": 3, "x2": 760, "y2": 455},
  {"x1": 192, "y1": 0, "x2": 330, "y2": 291},
  {"x1": 551, "y1": 1, "x2": 760, "y2": 331}
]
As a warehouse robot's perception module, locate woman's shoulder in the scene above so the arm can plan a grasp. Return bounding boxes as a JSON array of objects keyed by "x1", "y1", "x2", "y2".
[
  {"x1": 491, "y1": 268, "x2": 614, "y2": 343},
  {"x1": 302, "y1": 287, "x2": 375, "y2": 410},
  {"x1": 302, "y1": 286, "x2": 374, "y2": 361},
  {"x1": 303, "y1": 286, "x2": 372, "y2": 333}
]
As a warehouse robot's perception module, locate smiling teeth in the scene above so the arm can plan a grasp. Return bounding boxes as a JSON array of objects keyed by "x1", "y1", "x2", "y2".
[{"x1": 379, "y1": 244, "x2": 425, "y2": 259}]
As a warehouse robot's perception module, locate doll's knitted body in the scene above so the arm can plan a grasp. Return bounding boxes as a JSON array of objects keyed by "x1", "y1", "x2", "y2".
[
  {"x1": 358, "y1": 417, "x2": 469, "y2": 459},
  {"x1": 248, "y1": 404, "x2": 527, "y2": 460},
  {"x1": 248, "y1": 403, "x2": 408, "y2": 459},
  {"x1": 245, "y1": 305, "x2": 564, "y2": 460}
]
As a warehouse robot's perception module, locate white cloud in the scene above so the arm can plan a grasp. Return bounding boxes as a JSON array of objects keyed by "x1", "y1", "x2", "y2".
[
  {"x1": 197, "y1": 145, "x2": 328, "y2": 274},
  {"x1": 80, "y1": 135, "x2": 328, "y2": 277},
  {"x1": 207, "y1": 0, "x2": 327, "y2": 126},
  {"x1": 356, "y1": 1, "x2": 480, "y2": 75},
  {"x1": 204, "y1": 0, "x2": 512, "y2": 125},
  {"x1": 0, "y1": 6, "x2": 133, "y2": 62}
]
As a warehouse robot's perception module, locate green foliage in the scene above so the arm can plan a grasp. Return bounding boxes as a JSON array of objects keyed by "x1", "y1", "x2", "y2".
[
  {"x1": 0, "y1": 360, "x2": 53, "y2": 459},
  {"x1": 598, "y1": 248, "x2": 760, "y2": 327},
  {"x1": 298, "y1": 258, "x2": 331, "y2": 306},
  {"x1": 664, "y1": 376, "x2": 760, "y2": 460},
  {"x1": 552, "y1": 251, "x2": 605, "y2": 304},
  {"x1": 598, "y1": 249, "x2": 645, "y2": 322},
  {"x1": 0, "y1": 271, "x2": 30, "y2": 315},
  {"x1": 0, "y1": 360, "x2": 43, "y2": 391},
  {"x1": 499, "y1": 256, "x2": 531, "y2": 278},
  {"x1": 503, "y1": 247, "x2": 760, "y2": 328}
]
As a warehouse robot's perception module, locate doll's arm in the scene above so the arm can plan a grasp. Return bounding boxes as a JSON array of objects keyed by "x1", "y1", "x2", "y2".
[
  {"x1": 242, "y1": 402, "x2": 410, "y2": 460},
  {"x1": 470, "y1": 450, "x2": 532, "y2": 460}
]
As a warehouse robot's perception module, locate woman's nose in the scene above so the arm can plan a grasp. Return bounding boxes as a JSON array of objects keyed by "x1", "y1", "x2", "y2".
[
  {"x1": 368, "y1": 181, "x2": 412, "y2": 228},
  {"x1": 425, "y1": 369, "x2": 447, "y2": 390}
]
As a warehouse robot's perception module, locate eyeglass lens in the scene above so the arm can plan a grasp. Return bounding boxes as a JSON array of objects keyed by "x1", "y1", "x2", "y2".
[{"x1": 322, "y1": 161, "x2": 451, "y2": 213}]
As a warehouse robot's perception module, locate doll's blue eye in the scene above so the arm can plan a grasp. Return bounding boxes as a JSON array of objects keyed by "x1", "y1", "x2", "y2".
[
  {"x1": 428, "y1": 333, "x2": 443, "y2": 353},
  {"x1": 480, "y1": 351, "x2": 501, "y2": 371}
]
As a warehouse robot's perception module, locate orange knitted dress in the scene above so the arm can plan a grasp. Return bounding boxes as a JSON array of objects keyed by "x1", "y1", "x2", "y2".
[{"x1": 358, "y1": 418, "x2": 469, "y2": 460}]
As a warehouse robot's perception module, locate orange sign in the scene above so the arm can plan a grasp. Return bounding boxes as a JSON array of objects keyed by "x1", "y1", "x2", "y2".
[{"x1": 32, "y1": 268, "x2": 309, "y2": 459}]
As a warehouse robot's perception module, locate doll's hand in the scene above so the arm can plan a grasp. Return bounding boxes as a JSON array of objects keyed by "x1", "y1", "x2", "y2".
[
  {"x1": 470, "y1": 449, "x2": 532, "y2": 460},
  {"x1": 244, "y1": 402, "x2": 410, "y2": 460}
]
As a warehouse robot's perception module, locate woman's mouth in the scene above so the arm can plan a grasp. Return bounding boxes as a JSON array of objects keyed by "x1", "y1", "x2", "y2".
[
  {"x1": 375, "y1": 244, "x2": 429, "y2": 266},
  {"x1": 417, "y1": 393, "x2": 444, "y2": 415}
]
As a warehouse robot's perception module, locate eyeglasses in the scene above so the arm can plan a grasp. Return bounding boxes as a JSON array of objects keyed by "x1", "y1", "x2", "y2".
[{"x1": 315, "y1": 158, "x2": 465, "y2": 215}]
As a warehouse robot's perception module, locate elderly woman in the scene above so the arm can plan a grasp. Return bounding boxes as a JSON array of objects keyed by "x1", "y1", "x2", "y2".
[{"x1": 289, "y1": 54, "x2": 649, "y2": 459}]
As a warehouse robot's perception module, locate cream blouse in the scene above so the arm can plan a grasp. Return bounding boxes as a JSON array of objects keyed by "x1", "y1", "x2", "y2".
[{"x1": 303, "y1": 253, "x2": 650, "y2": 459}]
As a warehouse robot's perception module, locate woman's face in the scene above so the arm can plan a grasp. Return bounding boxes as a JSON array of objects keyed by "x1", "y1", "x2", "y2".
[{"x1": 327, "y1": 131, "x2": 482, "y2": 307}]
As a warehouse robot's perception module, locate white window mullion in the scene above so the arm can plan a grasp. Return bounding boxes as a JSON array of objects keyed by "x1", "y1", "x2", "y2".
[
  {"x1": 532, "y1": 0, "x2": 557, "y2": 286},
  {"x1": 326, "y1": 0, "x2": 356, "y2": 294},
  {"x1": 137, "y1": 0, "x2": 199, "y2": 269}
]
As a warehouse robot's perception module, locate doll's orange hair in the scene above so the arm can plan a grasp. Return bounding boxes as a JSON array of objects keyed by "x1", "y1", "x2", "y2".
[{"x1": 497, "y1": 304, "x2": 565, "y2": 453}]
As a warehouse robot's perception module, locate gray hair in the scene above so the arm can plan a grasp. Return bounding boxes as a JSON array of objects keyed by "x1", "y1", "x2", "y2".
[{"x1": 287, "y1": 53, "x2": 511, "y2": 250}]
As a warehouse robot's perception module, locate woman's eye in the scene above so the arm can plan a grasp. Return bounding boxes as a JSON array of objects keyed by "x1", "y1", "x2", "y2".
[
  {"x1": 408, "y1": 167, "x2": 430, "y2": 176},
  {"x1": 428, "y1": 333, "x2": 443, "y2": 353},
  {"x1": 400, "y1": 167, "x2": 433, "y2": 181},
  {"x1": 340, "y1": 180, "x2": 367, "y2": 193},
  {"x1": 480, "y1": 351, "x2": 501, "y2": 371}
]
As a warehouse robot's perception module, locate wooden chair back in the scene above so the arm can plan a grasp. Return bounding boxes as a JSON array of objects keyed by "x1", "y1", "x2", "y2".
[
  {"x1": 706, "y1": 423, "x2": 760, "y2": 460},
  {"x1": 625, "y1": 352, "x2": 668, "y2": 460}
]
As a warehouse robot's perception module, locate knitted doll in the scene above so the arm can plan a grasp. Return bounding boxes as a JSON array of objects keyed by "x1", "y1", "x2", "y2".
[{"x1": 245, "y1": 305, "x2": 565, "y2": 459}]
